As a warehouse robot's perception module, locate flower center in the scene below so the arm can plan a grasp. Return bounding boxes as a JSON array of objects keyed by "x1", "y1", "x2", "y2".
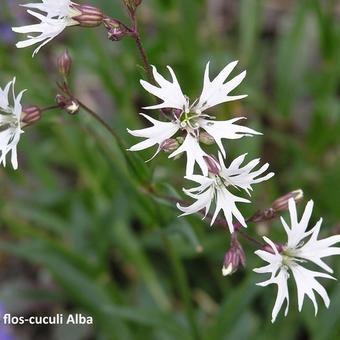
[
  {"x1": 211, "y1": 174, "x2": 237, "y2": 190},
  {"x1": 179, "y1": 112, "x2": 200, "y2": 130},
  {"x1": 281, "y1": 248, "x2": 306, "y2": 269},
  {"x1": 281, "y1": 254, "x2": 295, "y2": 267}
]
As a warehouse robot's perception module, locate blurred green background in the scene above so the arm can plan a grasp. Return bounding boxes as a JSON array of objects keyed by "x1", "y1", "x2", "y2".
[{"x1": 0, "y1": 0, "x2": 340, "y2": 339}]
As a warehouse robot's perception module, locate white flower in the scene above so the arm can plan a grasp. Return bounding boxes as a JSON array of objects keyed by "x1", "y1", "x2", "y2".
[
  {"x1": 12, "y1": 0, "x2": 81, "y2": 56},
  {"x1": 0, "y1": 78, "x2": 26, "y2": 169},
  {"x1": 254, "y1": 198, "x2": 340, "y2": 323},
  {"x1": 177, "y1": 153, "x2": 274, "y2": 232},
  {"x1": 128, "y1": 61, "x2": 260, "y2": 176}
]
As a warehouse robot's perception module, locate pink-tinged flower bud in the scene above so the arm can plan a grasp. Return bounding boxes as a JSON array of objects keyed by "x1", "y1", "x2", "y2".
[
  {"x1": 123, "y1": 0, "x2": 142, "y2": 11},
  {"x1": 22, "y1": 106, "x2": 41, "y2": 125},
  {"x1": 262, "y1": 243, "x2": 284, "y2": 254},
  {"x1": 103, "y1": 18, "x2": 129, "y2": 41},
  {"x1": 108, "y1": 26, "x2": 128, "y2": 41},
  {"x1": 204, "y1": 155, "x2": 221, "y2": 175},
  {"x1": 271, "y1": 189, "x2": 303, "y2": 212},
  {"x1": 199, "y1": 131, "x2": 214, "y2": 145},
  {"x1": 56, "y1": 95, "x2": 79, "y2": 115},
  {"x1": 160, "y1": 138, "x2": 179, "y2": 153},
  {"x1": 72, "y1": 4, "x2": 104, "y2": 27},
  {"x1": 250, "y1": 208, "x2": 276, "y2": 223},
  {"x1": 57, "y1": 49, "x2": 72, "y2": 78},
  {"x1": 222, "y1": 235, "x2": 246, "y2": 276},
  {"x1": 56, "y1": 94, "x2": 67, "y2": 107}
]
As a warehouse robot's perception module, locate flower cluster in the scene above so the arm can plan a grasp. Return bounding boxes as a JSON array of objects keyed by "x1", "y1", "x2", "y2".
[
  {"x1": 2, "y1": 0, "x2": 340, "y2": 325},
  {"x1": 255, "y1": 198, "x2": 340, "y2": 322},
  {"x1": 128, "y1": 61, "x2": 274, "y2": 231}
]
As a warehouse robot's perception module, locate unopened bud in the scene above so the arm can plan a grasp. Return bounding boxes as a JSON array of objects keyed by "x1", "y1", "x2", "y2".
[
  {"x1": 199, "y1": 131, "x2": 215, "y2": 145},
  {"x1": 250, "y1": 207, "x2": 276, "y2": 223},
  {"x1": 56, "y1": 95, "x2": 79, "y2": 115},
  {"x1": 64, "y1": 100, "x2": 80, "y2": 115},
  {"x1": 262, "y1": 242, "x2": 284, "y2": 254},
  {"x1": 22, "y1": 105, "x2": 41, "y2": 125},
  {"x1": 222, "y1": 235, "x2": 246, "y2": 276},
  {"x1": 160, "y1": 138, "x2": 179, "y2": 153},
  {"x1": 108, "y1": 26, "x2": 128, "y2": 41},
  {"x1": 57, "y1": 49, "x2": 72, "y2": 77},
  {"x1": 204, "y1": 155, "x2": 221, "y2": 175},
  {"x1": 272, "y1": 189, "x2": 304, "y2": 212},
  {"x1": 56, "y1": 94, "x2": 67, "y2": 107},
  {"x1": 103, "y1": 18, "x2": 129, "y2": 41},
  {"x1": 170, "y1": 137, "x2": 185, "y2": 160},
  {"x1": 123, "y1": 0, "x2": 142, "y2": 12},
  {"x1": 72, "y1": 4, "x2": 104, "y2": 27}
]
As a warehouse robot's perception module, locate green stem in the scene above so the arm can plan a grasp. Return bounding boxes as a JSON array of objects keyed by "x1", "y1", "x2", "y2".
[
  {"x1": 161, "y1": 234, "x2": 201, "y2": 340},
  {"x1": 128, "y1": 8, "x2": 155, "y2": 84},
  {"x1": 41, "y1": 104, "x2": 60, "y2": 113}
]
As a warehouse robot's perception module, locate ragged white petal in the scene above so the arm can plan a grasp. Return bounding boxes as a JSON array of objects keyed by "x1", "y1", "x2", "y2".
[
  {"x1": 127, "y1": 113, "x2": 179, "y2": 158},
  {"x1": 177, "y1": 186, "x2": 214, "y2": 218},
  {"x1": 169, "y1": 133, "x2": 209, "y2": 176},
  {"x1": 195, "y1": 61, "x2": 247, "y2": 113},
  {"x1": 270, "y1": 269, "x2": 290, "y2": 323},
  {"x1": 140, "y1": 66, "x2": 188, "y2": 111},
  {"x1": 218, "y1": 152, "x2": 274, "y2": 194},
  {"x1": 295, "y1": 219, "x2": 340, "y2": 273},
  {"x1": 183, "y1": 175, "x2": 215, "y2": 193},
  {"x1": 22, "y1": 0, "x2": 73, "y2": 18},
  {"x1": 210, "y1": 187, "x2": 249, "y2": 231},
  {"x1": 199, "y1": 117, "x2": 260, "y2": 157},
  {"x1": 290, "y1": 265, "x2": 334, "y2": 315},
  {"x1": 286, "y1": 199, "x2": 314, "y2": 248}
]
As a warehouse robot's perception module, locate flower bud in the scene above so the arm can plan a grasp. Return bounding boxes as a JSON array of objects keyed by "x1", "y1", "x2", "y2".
[
  {"x1": 108, "y1": 26, "x2": 128, "y2": 41},
  {"x1": 56, "y1": 94, "x2": 67, "y2": 107},
  {"x1": 64, "y1": 100, "x2": 80, "y2": 115},
  {"x1": 262, "y1": 243, "x2": 284, "y2": 255},
  {"x1": 160, "y1": 138, "x2": 180, "y2": 153},
  {"x1": 72, "y1": 4, "x2": 104, "y2": 27},
  {"x1": 271, "y1": 189, "x2": 303, "y2": 212},
  {"x1": 103, "y1": 18, "x2": 129, "y2": 41},
  {"x1": 22, "y1": 105, "x2": 41, "y2": 125},
  {"x1": 57, "y1": 49, "x2": 72, "y2": 78},
  {"x1": 222, "y1": 235, "x2": 246, "y2": 276},
  {"x1": 199, "y1": 131, "x2": 215, "y2": 145},
  {"x1": 56, "y1": 95, "x2": 80, "y2": 115},
  {"x1": 250, "y1": 208, "x2": 276, "y2": 223},
  {"x1": 204, "y1": 155, "x2": 221, "y2": 175},
  {"x1": 123, "y1": 0, "x2": 142, "y2": 12}
]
